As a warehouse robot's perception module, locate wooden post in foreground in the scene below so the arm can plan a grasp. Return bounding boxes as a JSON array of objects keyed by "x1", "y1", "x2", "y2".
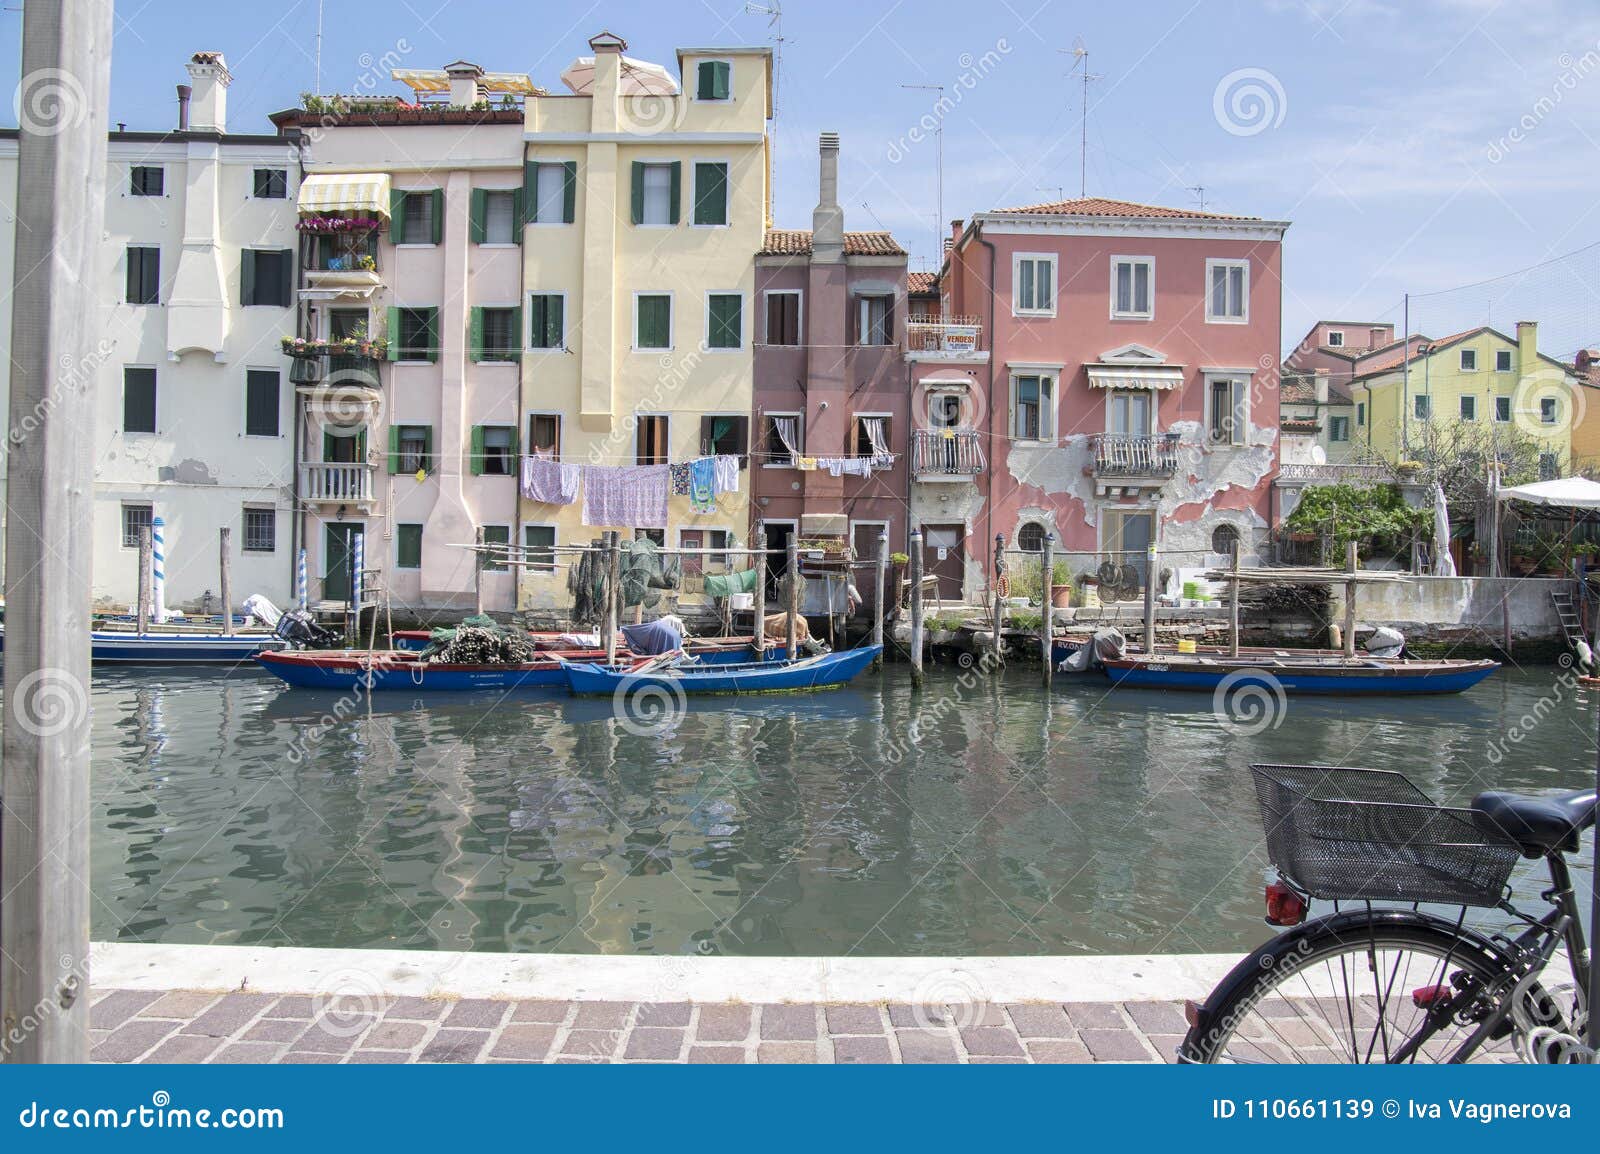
[
  {"x1": 604, "y1": 532, "x2": 620, "y2": 665},
  {"x1": 1343, "y1": 539, "x2": 1358, "y2": 659},
  {"x1": 136, "y1": 526, "x2": 152, "y2": 635},
  {"x1": 786, "y1": 535, "x2": 800, "y2": 658},
  {"x1": 219, "y1": 527, "x2": 233, "y2": 636},
  {"x1": 473, "y1": 526, "x2": 485, "y2": 617},
  {"x1": 990, "y1": 533, "x2": 1006, "y2": 663},
  {"x1": 872, "y1": 531, "x2": 887, "y2": 670},
  {"x1": 1143, "y1": 543, "x2": 1158, "y2": 656},
  {"x1": 909, "y1": 529, "x2": 925, "y2": 689},
  {"x1": 1040, "y1": 533, "x2": 1055, "y2": 687},
  {"x1": 752, "y1": 522, "x2": 767, "y2": 659},
  {"x1": 1, "y1": 0, "x2": 115, "y2": 1065},
  {"x1": 1228, "y1": 543, "x2": 1241, "y2": 659}
]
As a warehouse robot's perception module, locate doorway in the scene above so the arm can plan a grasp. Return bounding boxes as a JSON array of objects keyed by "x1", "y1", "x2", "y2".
[
  {"x1": 922, "y1": 523, "x2": 966, "y2": 602},
  {"x1": 1103, "y1": 510, "x2": 1155, "y2": 588},
  {"x1": 851, "y1": 520, "x2": 890, "y2": 614},
  {"x1": 323, "y1": 522, "x2": 365, "y2": 602},
  {"x1": 762, "y1": 520, "x2": 795, "y2": 603}
]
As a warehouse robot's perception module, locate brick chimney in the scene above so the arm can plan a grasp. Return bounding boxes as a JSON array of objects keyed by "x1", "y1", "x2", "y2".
[
  {"x1": 812, "y1": 132, "x2": 844, "y2": 264},
  {"x1": 1313, "y1": 368, "x2": 1330, "y2": 405},
  {"x1": 185, "y1": 52, "x2": 230, "y2": 133}
]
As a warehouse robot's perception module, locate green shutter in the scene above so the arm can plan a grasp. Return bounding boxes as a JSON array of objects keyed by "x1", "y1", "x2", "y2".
[
  {"x1": 422, "y1": 425, "x2": 434, "y2": 473},
  {"x1": 387, "y1": 425, "x2": 402, "y2": 473},
  {"x1": 469, "y1": 425, "x2": 486, "y2": 476},
  {"x1": 508, "y1": 306, "x2": 522, "y2": 357},
  {"x1": 522, "y1": 161, "x2": 538, "y2": 223},
  {"x1": 240, "y1": 248, "x2": 256, "y2": 306},
  {"x1": 697, "y1": 61, "x2": 714, "y2": 100},
  {"x1": 562, "y1": 161, "x2": 576, "y2": 223},
  {"x1": 469, "y1": 188, "x2": 486, "y2": 244},
  {"x1": 429, "y1": 189, "x2": 444, "y2": 245},
  {"x1": 278, "y1": 248, "x2": 294, "y2": 307},
  {"x1": 709, "y1": 294, "x2": 741, "y2": 349},
  {"x1": 424, "y1": 308, "x2": 440, "y2": 363},
  {"x1": 386, "y1": 307, "x2": 401, "y2": 361},
  {"x1": 389, "y1": 188, "x2": 406, "y2": 243},
  {"x1": 668, "y1": 161, "x2": 681, "y2": 224},
  {"x1": 469, "y1": 306, "x2": 485, "y2": 362},
  {"x1": 630, "y1": 161, "x2": 644, "y2": 224},
  {"x1": 548, "y1": 296, "x2": 564, "y2": 349},
  {"x1": 694, "y1": 163, "x2": 727, "y2": 225},
  {"x1": 713, "y1": 61, "x2": 730, "y2": 100},
  {"x1": 511, "y1": 188, "x2": 524, "y2": 243},
  {"x1": 509, "y1": 424, "x2": 520, "y2": 457}
]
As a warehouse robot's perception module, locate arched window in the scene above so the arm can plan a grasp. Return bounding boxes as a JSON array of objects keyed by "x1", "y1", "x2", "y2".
[
  {"x1": 1017, "y1": 522, "x2": 1047, "y2": 552},
  {"x1": 1212, "y1": 524, "x2": 1241, "y2": 557}
]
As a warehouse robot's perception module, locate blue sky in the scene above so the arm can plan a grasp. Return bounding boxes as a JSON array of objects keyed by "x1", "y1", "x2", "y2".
[{"x1": 5, "y1": 0, "x2": 1599, "y2": 355}]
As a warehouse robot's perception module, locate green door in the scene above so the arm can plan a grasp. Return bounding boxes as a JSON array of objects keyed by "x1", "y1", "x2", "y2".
[{"x1": 323, "y1": 522, "x2": 364, "y2": 602}]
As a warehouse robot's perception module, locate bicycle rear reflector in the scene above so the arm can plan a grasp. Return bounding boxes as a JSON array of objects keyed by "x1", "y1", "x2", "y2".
[{"x1": 1264, "y1": 879, "x2": 1306, "y2": 926}]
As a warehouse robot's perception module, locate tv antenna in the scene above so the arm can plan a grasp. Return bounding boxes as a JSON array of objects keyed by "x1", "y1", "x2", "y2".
[
  {"x1": 314, "y1": 0, "x2": 325, "y2": 96},
  {"x1": 1036, "y1": 184, "x2": 1065, "y2": 204},
  {"x1": 1061, "y1": 38, "x2": 1101, "y2": 198},
  {"x1": 1188, "y1": 184, "x2": 1207, "y2": 211},
  {"x1": 901, "y1": 83, "x2": 945, "y2": 261},
  {"x1": 746, "y1": 2, "x2": 786, "y2": 221}
]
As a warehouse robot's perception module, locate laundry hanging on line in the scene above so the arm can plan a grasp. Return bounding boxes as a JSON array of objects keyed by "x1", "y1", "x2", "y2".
[
  {"x1": 521, "y1": 455, "x2": 582, "y2": 505},
  {"x1": 581, "y1": 463, "x2": 670, "y2": 528}
]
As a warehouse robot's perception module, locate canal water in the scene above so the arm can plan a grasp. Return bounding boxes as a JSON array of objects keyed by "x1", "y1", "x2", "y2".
[{"x1": 76, "y1": 663, "x2": 1595, "y2": 958}]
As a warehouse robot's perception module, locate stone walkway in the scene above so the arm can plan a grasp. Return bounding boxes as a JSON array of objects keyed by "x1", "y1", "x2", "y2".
[{"x1": 89, "y1": 988, "x2": 1189, "y2": 1064}]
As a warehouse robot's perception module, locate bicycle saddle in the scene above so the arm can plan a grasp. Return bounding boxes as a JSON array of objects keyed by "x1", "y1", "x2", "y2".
[{"x1": 1471, "y1": 789, "x2": 1596, "y2": 855}]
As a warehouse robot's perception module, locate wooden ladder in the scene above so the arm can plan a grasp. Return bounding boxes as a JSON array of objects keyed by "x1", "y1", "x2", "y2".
[{"x1": 1550, "y1": 587, "x2": 1586, "y2": 649}]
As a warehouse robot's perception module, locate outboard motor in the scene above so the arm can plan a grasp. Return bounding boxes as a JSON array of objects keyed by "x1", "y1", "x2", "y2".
[
  {"x1": 1364, "y1": 626, "x2": 1405, "y2": 660},
  {"x1": 274, "y1": 609, "x2": 341, "y2": 650}
]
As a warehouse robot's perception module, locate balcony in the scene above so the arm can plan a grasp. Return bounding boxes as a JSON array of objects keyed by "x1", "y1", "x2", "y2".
[
  {"x1": 1089, "y1": 433, "x2": 1181, "y2": 495},
  {"x1": 912, "y1": 428, "x2": 985, "y2": 480},
  {"x1": 300, "y1": 461, "x2": 376, "y2": 507},
  {"x1": 905, "y1": 315, "x2": 986, "y2": 363},
  {"x1": 298, "y1": 220, "x2": 384, "y2": 299},
  {"x1": 1276, "y1": 462, "x2": 1394, "y2": 486}
]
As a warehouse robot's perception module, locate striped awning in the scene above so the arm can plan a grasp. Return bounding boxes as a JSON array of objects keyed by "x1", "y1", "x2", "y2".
[
  {"x1": 1086, "y1": 364, "x2": 1184, "y2": 390},
  {"x1": 297, "y1": 173, "x2": 392, "y2": 219}
]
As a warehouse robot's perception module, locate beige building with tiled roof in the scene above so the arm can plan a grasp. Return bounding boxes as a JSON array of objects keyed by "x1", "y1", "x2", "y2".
[{"x1": 758, "y1": 229, "x2": 907, "y2": 257}]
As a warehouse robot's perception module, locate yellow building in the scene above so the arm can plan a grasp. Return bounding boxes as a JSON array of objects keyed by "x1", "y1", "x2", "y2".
[
  {"x1": 1567, "y1": 350, "x2": 1600, "y2": 472},
  {"x1": 516, "y1": 33, "x2": 771, "y2": 609},
  {"x1": 1353, "y1": 322, "x2": 1576, "y2": 472}
]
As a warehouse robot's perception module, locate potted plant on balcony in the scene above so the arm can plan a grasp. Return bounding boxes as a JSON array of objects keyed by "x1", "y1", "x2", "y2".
[{"x1": 1049, "y1": 559, "x2": 1073, "y2": 608}]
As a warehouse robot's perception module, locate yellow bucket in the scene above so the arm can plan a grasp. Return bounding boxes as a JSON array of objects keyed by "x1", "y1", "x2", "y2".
[{"x1": 1176, "y1": 639, "x2": 1197, "y2": 654}]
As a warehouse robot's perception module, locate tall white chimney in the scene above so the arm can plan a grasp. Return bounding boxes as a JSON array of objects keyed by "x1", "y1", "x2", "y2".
[
  {"x1": 185, "y1": 52, "x2": 230, "y2": 133},
  {"x1": 812, "y1": 132, "x2": 844, "y2": 264},
  {"x1": 445, "y1": 60, "x2": 484, "y2": 107}
]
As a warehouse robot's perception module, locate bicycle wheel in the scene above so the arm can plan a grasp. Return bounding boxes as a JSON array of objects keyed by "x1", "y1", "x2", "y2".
[{"x1": 1184, "y1": 918, "x2": 1550, "y2": 1064}]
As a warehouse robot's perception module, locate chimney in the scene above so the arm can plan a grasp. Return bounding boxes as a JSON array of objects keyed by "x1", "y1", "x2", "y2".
[
  {"x1": 1370, "y1": 325, "x2": 1389, "y2": 349},
  {"x1": 445, "y1": 60, "x2": 484, "y2": 107},
  {"x1": 950, "y1": 218, "x2": 964, "y2": 249},
  {"x1": 812, "y1": 131, "x2": 844, "y2": 264},
  {"x1": 184, "y1": 52, "x2": 230, "y2": 133},
  {"x1": 1313, "y1": 368, "x2": 1330, "y2": 406},
  {"x1": 588, "y1": 31, "x2": 626, "y2": 133},
  {"x1": 1516, "y1": 321, "x2": 1538, "y2": 376},
  {"x1": 175, "y1": 84, "x2": 191, "y2": 131}
]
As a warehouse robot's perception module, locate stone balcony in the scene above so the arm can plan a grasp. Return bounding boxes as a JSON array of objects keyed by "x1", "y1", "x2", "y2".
[
  {"x1": 300, "y1": 461, "x2": 376, "y2": 507},
  {"x1": 911, "y1": 429, "x2": 985, "y2": 481},
  {"x1": 905, "y1": 316, "x2": 987, "y2": 364}
]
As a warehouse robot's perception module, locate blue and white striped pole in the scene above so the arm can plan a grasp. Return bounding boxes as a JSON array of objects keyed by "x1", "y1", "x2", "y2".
[
  {"x1": 296, "y1": 547, "x2": 308, "y2": 612},
  {"x1": 151, "y1": 515, "x2": 167, "y2": 624},
  {"x1": 351, "y1": 532, "x2": 364, "y2": 617}
]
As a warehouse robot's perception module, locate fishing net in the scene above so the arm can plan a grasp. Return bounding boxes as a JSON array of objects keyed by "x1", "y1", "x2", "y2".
[
  {"x1": 567, "y1": 538, "x2": 683, "y2": 625},
  {"x1": 423, "y1": 617, "x2": 539, "y2": 665}
]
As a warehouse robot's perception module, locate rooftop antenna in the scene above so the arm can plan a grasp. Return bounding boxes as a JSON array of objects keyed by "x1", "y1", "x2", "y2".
[
  {"x1": 1036, "y1": 184, "x2": 1065, "y2": 204},
  {"x1": 1188, "y1": 184, "x2": 1207, "y2": 211},
  {"x1": 746, "y1": 2, "x2": 785, "y2": 220},
  {"x1": 314, "y1": 0, "x2": 324, "y2": 96},
  {"x1": 1061, "y1": 38, "x2": 1101, "y2": 198},
  {"x1": 901, "y1": 83, "x2": 945, "y2": 262}
]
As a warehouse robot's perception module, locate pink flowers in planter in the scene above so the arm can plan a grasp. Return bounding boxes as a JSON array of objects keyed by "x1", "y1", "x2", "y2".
[{"x1": 296, "y1": 215, "x2": 384, "y2": 233}]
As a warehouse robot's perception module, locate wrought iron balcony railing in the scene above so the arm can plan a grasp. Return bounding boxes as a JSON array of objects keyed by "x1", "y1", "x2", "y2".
[
  {"x1": 1089, "y1": 432, "x2": 1181, "y2": 478},
  {"x1": 912, "y1": 428, "x2": 985, "y2": 476}
]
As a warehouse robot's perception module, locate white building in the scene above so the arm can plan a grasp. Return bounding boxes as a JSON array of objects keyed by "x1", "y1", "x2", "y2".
[{"x1": 0, "y1": 51, "x2": 298, "y2": 613}]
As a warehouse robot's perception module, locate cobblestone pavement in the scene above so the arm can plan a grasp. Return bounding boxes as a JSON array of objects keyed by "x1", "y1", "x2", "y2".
[{"x1": 89, "y1": 989, "x2": 1190, "y2": 1064}]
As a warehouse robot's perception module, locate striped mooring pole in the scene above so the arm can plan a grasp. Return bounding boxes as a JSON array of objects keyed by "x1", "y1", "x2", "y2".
[
  {"x1": 151, "y1": 515, "x2": 167, "y2": 623},
  {"x1": 351, "y1": 532, "x2": 364, "y2": 621},
  {"x1": 296, "y1": 546, "x2": 308, "y2": 611}
]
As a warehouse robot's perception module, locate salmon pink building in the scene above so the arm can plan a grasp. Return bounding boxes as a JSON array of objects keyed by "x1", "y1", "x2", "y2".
[{"x1": 932, "y1": 197, "x2": 1290, "y2": 598}]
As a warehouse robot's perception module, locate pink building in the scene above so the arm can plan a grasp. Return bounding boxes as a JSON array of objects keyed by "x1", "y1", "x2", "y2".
[{"x1": 932, "y1": 197, "x2": 1290, "y2": 597}]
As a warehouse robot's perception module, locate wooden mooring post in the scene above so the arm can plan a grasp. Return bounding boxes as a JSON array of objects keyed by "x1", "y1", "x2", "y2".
[
  {"x1": 752, "y1": 522, "x2": 767, "y2": 659},
  {"x1": 1228, "y1": 543, "x2": 1241, "y2": 658},
  {"x1": 909, "y1": 529, "x2": 925, "y2": 689},
  {"x1": 136, "y1": 525, "x2": 152, "y2": 635},
  {"x1": 219, "y1": 527, "x2": 233, "y2": 636},
  {"x1": 1040, "y1": 533, "x2": 1054, "y2": 687},
  {"x1": 1144, "y1": 543, "x2": 1158, "y2": 656},
  {"x1": 604, "y1": 531, "x2": 620, "y2": 666},
  {"x1": 473, "y1": 526, "x2": 485, "y2": 617},
  {"x1": 872, "y1": 531, "x2": 887, "y2": 670},
  {"x1": 1343, "y1": 540, "x2": 1358, "y2": 659},
  {"x1": 990, "y1": 533, "x2": 1006, "y2": 664},
  {"x1": 786, "y1": 536, "x2": 800, "y2": 658}
]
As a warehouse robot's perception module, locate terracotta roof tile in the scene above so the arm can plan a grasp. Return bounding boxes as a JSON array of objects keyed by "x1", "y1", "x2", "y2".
[
  {"x1": 759, "y1": 229, "x2": 907, "y2": 257},
  {"x1": 907, "y1": 271, "x2": 939, "y2": 295},
  {"x1": 988, "y1": 196, "x2": 1259, "y2": 221}
]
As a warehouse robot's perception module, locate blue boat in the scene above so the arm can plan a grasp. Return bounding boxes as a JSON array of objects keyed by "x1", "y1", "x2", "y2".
[
  {"x1": 256, "y1": 648, "x2": 595, "y2": 691},
  {"x1": 1100, "y1": 653, "x2": 1499, "y2": 695},
  {"x1": 389, "y1": 628, "x2": 784, "y2": 664},
  {"x1": 0, "y1": 625, "x2": 285, "y2": 664},
  {"x1": 562, "y1": 645, "x2": 882, "y2": 696}
]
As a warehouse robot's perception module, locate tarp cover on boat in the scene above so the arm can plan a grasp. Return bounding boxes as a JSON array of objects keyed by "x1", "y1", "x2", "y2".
[
  {"x1": 621, "y1": 619, "x2": 683, "y2": 656},
  {"x1": 1496, "y1": 476, "x2": 1600, "y2": 509}
]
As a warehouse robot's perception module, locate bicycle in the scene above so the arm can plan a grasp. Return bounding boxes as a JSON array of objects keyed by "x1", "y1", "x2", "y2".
[{"x1": 1181, "y1": 763, "x2": 1596, "y2": 1064}]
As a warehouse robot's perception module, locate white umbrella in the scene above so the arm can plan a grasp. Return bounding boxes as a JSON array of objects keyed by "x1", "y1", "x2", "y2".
[
  {"x1": 1432, "y1": 482, "x2": 1457, "y2": 577},
  {"x1": 560, "y1": 56, "x2": 678, "y2": 96}
]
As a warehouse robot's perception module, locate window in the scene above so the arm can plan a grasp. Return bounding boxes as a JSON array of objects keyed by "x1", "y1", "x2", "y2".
[
  {"x1": 524, "y1": 524, "x2": 556, "y2": 572},
  {"x1": 635, "y1": 293, "x2": 672, "y2": 350},
  {"x1": 1495, "y1": 349, "x2": 1513, "y2": 372},
  {"x1": 1207, "y1": 377, "x2": 1246, "y2": 444},
  {"x1": 1541, "y1": 397, "x2": 1559, "y2": 425},
  {"x1": 473, "y1": 306, "x2": 520, "y2": 361},
  {"x1": 853, "y1": 415, "x2": 892, "y2": 458},
  {"x1": 527, "y1": 414, "x2": 561, "y2": 459},
  {"x1": 680, "y1": 528, "x2": 732, "y2": 577},
  {"x1": 527, "y1": 294, "x2": 565, "y2": 350},
  {"x1": 1495, "y1": 396, "x2": 1512, "y2": 423},
  {"x1": 856, "y1": 295, "x2": 893, "y2": 345},
  {"x1": 635, "y1": 528, "x2": 666, "y2": 547},
  {"x1": 700, "y1": 415, "x2": 749, "y2": 464},
  {"x1": 1016, "y1": 522, "x2": 1046, "y2": 552},
  {"x1": 632, "y1": 162, "x2": 679, "y2": 226},
  {"x1": 1329, "y1": 415, "x2": 1350, "y2": 442},
  {"x1": 1110, "y1": 256, "x2": 1153, "y2": 319},
  {"x1": 130, "y1": 166, "x2": 163, "y2": 196},
  {"x1": 244, "y1": 369, "x2": 279, "y2": 437},
  {"x1": 1206, "y1": 259, "x2": 1248, "y2": 322},
  {"x1": 1460, "y1": 348, "x2": 1478, "y2": 372},
  {"x1": 527, "y1": 162, "x2": 575, "y2": 224},
  {"x1": 390, "y1": 425, "x2": 433, "y2": 474},
  {"x1": 397, "y1": 190, "x2": 440, "y2": 244},
  {"x1": 1414, "y1": 395, "x2": 1431, "y2": 420},
  {"x1": 696, "y1": 59, "x2": 731, "y2": 101},
  {"x1": 1326, "y1": 330, "x2": 1345, "y2": 347},
  {"x1": 475, "y1": 190, "x2": 517, "y2": 244},
  {"x1": 1011, "y1": 374, "x2": 1055, "y2": 440},
  {"x1": 763, "y1": 413, "x2": 801, "y2": 466},
  {"x1": 241, "y1": 248, "x2": 292, "y2": 307},
  {"x1": 1211, "y1": 524, "x2": 1240, "y2": 557},
  {"x1": 1540, "y1": 452, "x2": 1559, "y2": 481},
  {"x1": 396, "y1": 524, "x2": 423, "y2": 570},
  {"x1": 693, "y1": 162, "x2": 729, "y2": 226},
  {"x1": 765, "y1": 290, "x2": 801, "y2": 345},
  {"x1": 393, "y1": 307, "x2": 438, "y2": 361},
  {"x1": 481, "y1": 525, "x2": 511, "y2": 572},
  {"x1": 706, "y1": 293, "x2": 742, "y2": 350},
  {"x1": 1013, "y1": 254, "x2": 1055, "y2": 315},
  {"x1": 1357, "y1": 402, "x2": 1366, "y2": 426},
  {"x1": 471, "y1": 425, "x2": 517, "y2": 476},
  {"x1": 636, "y1": 415, "x2": 669, "y2": 466},
  {"x1": 121, "y1": 503, "x2": 153, "y2": 549},
  {"x1": 242, "y1": 507, "x2": 276, "y2": 553},
  {"x1": 126, "y1": 246, "x2": 160, "y2": 304},
  {"x1": 123, "y1": 367, "x2": 156, "y2": 433},
  {"x1": 1459, "y1": 395, "x2": 1477, "y2": 422},
  {"x1": 252, "y1": 168, "x2": 287, "y2": 198},
  {"x1": 1107, "y1": 390, "x2": 1152, "y2": 437}
]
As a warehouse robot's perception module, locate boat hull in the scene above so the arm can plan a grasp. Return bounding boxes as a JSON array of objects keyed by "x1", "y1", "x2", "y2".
[
  {"x1": 255, "y1": 649, "x2": 605, "y2": 691},
  {"x1": 388, "y1": 630, "x2": 784, "y2": 664},
  {"x1": 0, "y1": 627, "x2": 285, "y2": 664},
  {"x1": 1101, "y1": 656, "x2": 1500, "y2": 695},
  {"x1": 564, "y1": 645, "x2": 882, "y2": 696}
]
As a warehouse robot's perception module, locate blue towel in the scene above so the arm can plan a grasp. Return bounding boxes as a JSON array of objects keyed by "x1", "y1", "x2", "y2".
[
  {"x1": 689, "y1": 456, "x2": 717, "y2": 513},
  {"x1": 621, "y1": 619, "x2": 683, "y2": 656}
]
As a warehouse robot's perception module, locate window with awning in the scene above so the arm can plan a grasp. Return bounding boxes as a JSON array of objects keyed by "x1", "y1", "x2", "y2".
[
  {"x1": 1085, "y1": 364, "x2": 1184, "y2": 391},
  {"x1": 297, "y1": 173, "x2": 393, "y2": 220}
]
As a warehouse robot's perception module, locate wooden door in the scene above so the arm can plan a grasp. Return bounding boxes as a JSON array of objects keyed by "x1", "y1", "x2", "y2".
[{"x1": 923, "y1": 524, "x2": 965, "y2": 601}]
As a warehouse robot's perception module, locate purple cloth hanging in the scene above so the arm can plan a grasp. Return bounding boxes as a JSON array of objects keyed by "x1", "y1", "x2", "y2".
[{"x1": 581, "y1": 464, "x2": 670, "y2": 528}]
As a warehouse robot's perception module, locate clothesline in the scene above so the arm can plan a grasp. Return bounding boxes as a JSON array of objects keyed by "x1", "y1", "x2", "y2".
[{"x1": 522, "y1": 454, "x2": 742, "y2": 528}]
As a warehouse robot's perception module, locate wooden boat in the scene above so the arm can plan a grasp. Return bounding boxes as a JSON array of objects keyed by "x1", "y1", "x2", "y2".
[
  {"x1": 0, "y1": 624, "x2": 285, "y2": 664},
  {"x1": 1100, "y1": 653, "x2": 1500, "y2": 695},
  {"x1": 389, "y1": 629, "x2": 782, "y2": 664},
  {"x1": 562, "y1": 645, "x2": 882, "y2": 696},
  {"x1": 256, "y1": 648, "x2": 611, "y2": 691}
]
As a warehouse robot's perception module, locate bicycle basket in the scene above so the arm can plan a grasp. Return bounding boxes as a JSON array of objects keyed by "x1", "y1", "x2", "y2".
[{"x1": 1249, "y1": 764, "x2": 1520, "y2": 907}]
